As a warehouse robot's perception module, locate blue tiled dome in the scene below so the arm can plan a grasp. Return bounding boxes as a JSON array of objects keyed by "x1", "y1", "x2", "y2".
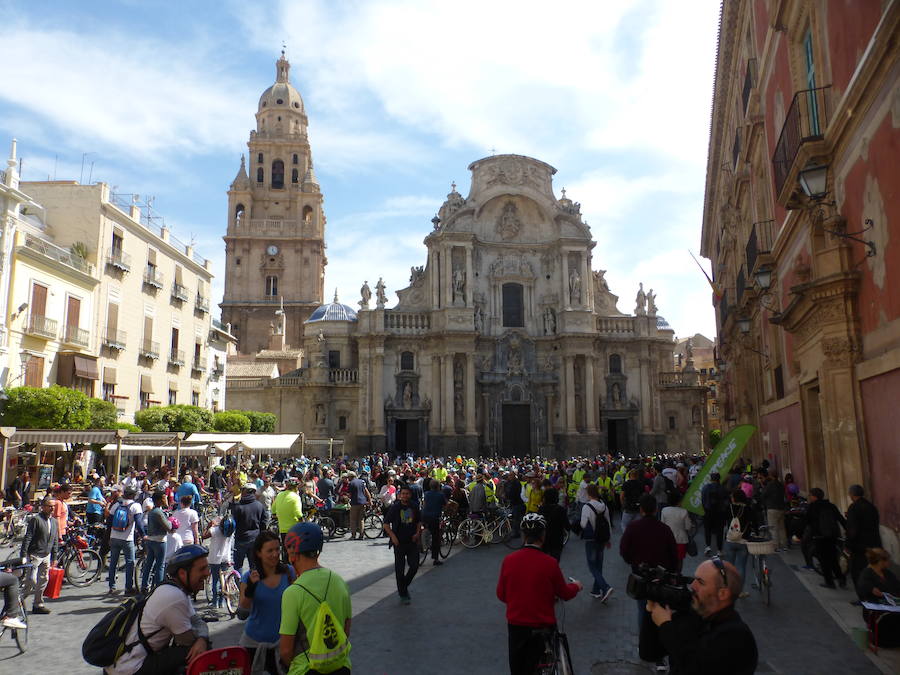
[
  {"x1": 306, "y1": 295, "x2": 358, "y2": 323},
  {"x1": 656, "y1": 315, "x2": 672, "y2": 330}
]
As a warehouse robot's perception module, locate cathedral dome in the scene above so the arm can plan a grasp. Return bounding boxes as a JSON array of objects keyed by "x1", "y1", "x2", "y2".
[
  {"x1": 258, "y1": 54, "x2": 304, "y2": 114},
  {"x1": 306, "y1": 292, "x2": 358, "y2": 323}
]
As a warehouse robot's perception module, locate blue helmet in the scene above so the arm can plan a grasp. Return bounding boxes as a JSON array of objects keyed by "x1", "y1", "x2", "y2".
[
  {"x1": 284, "y1": 522, "x2": 324, "y2": 555},
  {"x1": 166, "y1": 544, "x2": 209, "y2": 576}
]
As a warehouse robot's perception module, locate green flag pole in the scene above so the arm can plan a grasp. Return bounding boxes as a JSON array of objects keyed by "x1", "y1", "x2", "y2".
[{"x1": 684, "y1": 425, "x2": 757, "y2": 516}]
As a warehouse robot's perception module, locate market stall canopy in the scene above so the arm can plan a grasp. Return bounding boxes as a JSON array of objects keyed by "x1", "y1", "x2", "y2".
[
  {"x1": 184, "y1": 433, "x2": 302, "y2": 456},
  {"x1": 4, "y1": 429, "x2": 126, "y2": 445},
  {"x1": 100, "y1": 443, "x2": 216, "y2": 457}
]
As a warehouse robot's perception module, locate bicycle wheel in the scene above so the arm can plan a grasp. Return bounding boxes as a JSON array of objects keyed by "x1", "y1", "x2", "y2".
[
  {"x1": 363, "y1": 514, "x2": 383, "y2": 539},
  {"x1": 491, "y1": 516, "x2": 512, "y2": 545},
  {"x1": 66, "y1": 549, "x2": 102, "y2": 587},
  {"x1": 457, "y1": 519, "x2": 484, "y2": 548},
  {"x1": 318, "y1": 516, "x2": 336, "y2": 540},
  {"x1": 439, "y1": 525, "x2": 453, "y2": 558},
  {"x1": 13, "y1": 606, "x2": 27, "y2": 653},
  {"x1": 419, "y1": 529, "x2": 432, "y2": 565},
  {"x1": 556, "y1": 633, "x2": 574, "y2": 675},
  {"x1": 223, "y1": 571, "x2": 242, "y2": 617}
]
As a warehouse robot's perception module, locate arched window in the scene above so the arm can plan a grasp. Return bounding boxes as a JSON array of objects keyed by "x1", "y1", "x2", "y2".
[
  {"x1": 265, "y1": 275, "x2": 278, "y2": 297},
  {"x1": 234, "y1": 203, "x2": 245, "y2": 224},
  {"x1": 291, "y1": 168, "x2": 299, "y2": 184},
  {"x1": 271, "y1": 160, "x2": 285, "y2": 189},
  {"x1": 256, "y1": 168, "x2": 264, "y2": 183},
  {"x1": 400, "y1": 351, "x2": 414, "y2": 371},
  {"x1": 502, "y1": 283, "x2": 524, "y2": 327},
  {"x1": 302, "y1": 205, "x2": 313, "y2": 224},
  {"x1": 609, "y1": 354, "x2": 622, "y2": 374},
  {"x1": 292, "y1": 154, "x2": 299, "y2": 165},
  {"x1": 257, "y1": 152, "x2": 263, "y2": 163}
]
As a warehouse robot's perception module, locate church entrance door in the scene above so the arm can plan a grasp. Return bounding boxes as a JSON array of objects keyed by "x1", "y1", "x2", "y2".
[
  {"x1": 502, "y1": 404, "x2": 531, "y2": 457},
  {"x1": 395, "y1": 419, "x2": 420, "y2": 454},
  {"x1": 607, "y1": 419, "x2": 628, "y2": 453}
]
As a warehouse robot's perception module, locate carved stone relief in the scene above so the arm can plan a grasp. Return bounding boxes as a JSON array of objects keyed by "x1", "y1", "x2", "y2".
[{"x1": 497, "y1": 201, "x2": 522, "y2": 241}]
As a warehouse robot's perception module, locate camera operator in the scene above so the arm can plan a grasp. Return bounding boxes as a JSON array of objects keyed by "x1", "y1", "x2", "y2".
[{"x1": 645, "y1": 559, "x2": 758, "y2": 675}]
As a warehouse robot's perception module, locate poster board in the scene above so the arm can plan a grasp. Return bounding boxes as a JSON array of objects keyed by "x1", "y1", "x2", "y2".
[{"x1": 37, "y1": 465, "x2": 53, "y2": 491}]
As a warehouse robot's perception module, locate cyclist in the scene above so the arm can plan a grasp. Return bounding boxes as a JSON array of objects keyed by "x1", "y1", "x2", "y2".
[
  {"x1": 174, "y1": 475, "x2": 201, "y2": 509},
  {"x1": 496, "y1": 513, "x2": 582, "y2": 674},
  {"x1": 273, "y1": 478, "x2": 305, "y2": 551},
  {"x1": 106, "y1": 544, "x2": 212, "y2": 675},
  {"x1": 0, "y1": 567, "x2": 26, "y2": 629}
]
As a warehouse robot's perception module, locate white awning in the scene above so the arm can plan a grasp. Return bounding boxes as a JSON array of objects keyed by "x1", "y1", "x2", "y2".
[
  {"x1": 185, "y1": 433, "x2": 301, "y2": 456},
  {"x1": 9, "y1": 430, "x2": 124, "y2": 445},
  {"x1": 100, "y1": 444, "x2": 212, "y2": 458}
]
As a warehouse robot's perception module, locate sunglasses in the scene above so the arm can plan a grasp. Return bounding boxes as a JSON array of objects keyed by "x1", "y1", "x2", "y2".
[{"x1": 711, "y1": 556, "x2": 728, "y2": 587}]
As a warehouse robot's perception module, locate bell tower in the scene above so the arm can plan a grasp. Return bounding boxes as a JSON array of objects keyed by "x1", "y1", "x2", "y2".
[{"x1": 221, "y1": 52, "x2": 326, "y2": 354}]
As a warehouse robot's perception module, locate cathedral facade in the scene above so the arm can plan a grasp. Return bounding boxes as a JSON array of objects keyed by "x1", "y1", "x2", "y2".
[{"x1": 225, "y1": 57, "x2": 707, "y2": 458}]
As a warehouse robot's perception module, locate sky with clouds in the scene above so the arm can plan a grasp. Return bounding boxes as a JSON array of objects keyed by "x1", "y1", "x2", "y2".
[{"x1": 0, "y1": 0, "x2": 721, "y2": 339}]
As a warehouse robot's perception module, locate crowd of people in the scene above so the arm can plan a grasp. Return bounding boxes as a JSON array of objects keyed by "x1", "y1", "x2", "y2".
[{"x1": 0, "y1": 449, "x2": 894, "y2": 673}]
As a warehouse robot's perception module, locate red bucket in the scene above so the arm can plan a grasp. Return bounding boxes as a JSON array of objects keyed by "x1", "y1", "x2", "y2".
[{"x1": 43, "y1": 566, "x2": 64, "y2": 599}]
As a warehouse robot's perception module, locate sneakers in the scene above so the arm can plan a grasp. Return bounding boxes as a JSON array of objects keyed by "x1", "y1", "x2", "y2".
[
  {"x1": 400, "y1": 594, "x2": 411, "y2": 605},
  {"x1": 106, "y1": 588, "x2": 121, "y2": 596},
  {"x1": 1, "y1": 614, "x2": 26, "y2": 629},
  {"x1": 601, "y1": 587, "x2": 615, "y2": 604},
  {"x1": 655, "y1": 659, "x2": 668, "y2": 672},
  {"x1": 738, "y1": 592, "x2": 750, "y2": 599},
  {"x1": 31, "y1": 605, "x2": 51, "y2": 615},
  {"x1": 433, "y1": 559, "x2": 443, "y2": 566},
  {"x1": 590, "y1": 592, "x2": 604, "y2": 599},
  {"x1": 704, "y1": 546, "x2": 711, "y2": 556}
]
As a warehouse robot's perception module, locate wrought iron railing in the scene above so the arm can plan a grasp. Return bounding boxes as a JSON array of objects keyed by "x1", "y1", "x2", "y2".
[
  {"x1": 64, "y1": 325, "x2": 90, "y2": 347},
  {"x1": 772, "y1": 86, "x2": 831, "y2": 197},
  {"x1": 103, "y1": 328, "x2": 127, "y2": 350},
  {"x1": 26, "y1": 314, "x2": 57, "y2": 339},
  {"x1": 106, "y1": 248, "x2": 131, "y2": 272},
  {"x1": 171, "y1": 283, "x2": 189, "y2": 302},
  {"x1": 168, "y1": 349, "x2": 185, "y2": 367},
  {"x1": 195, "y1": 294, "x2": 209, "y2": 313},
  {"x1": 143, "y1": 266, "x2": 164, "y2": 288},
  {"x1": 746, "y1": 220, "x2": 775, "y2": 274},
  {"x1": 22, "y1": 234, "x2": 95, "y2": 276},
  {"x1": 139, "y1": 339, "x2": 160, "y2": 359}
]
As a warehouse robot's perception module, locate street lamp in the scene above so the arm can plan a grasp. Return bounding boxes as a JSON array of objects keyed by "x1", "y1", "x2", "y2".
[
  {"x1": 798, "y1": 163, "x2": 829, "y2": 200},
  {"x1": 737, "y1": 317, "x2": 751, "y2": 334},
  {"x1": 754, "y1": 266, "x2": 773, "y2": 290}
]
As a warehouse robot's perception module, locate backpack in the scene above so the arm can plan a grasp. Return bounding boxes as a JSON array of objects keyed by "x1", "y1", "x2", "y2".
[
  {"x1": 220, "y1": 513, "x2": 237, "y2": 538},
  {"x1": 81, "y1": 582, "x2": 172, "y2": 667},
  {"x1": 818, "y1": 504, "x2": 840, "y2": 539},
  {"x1": 726, "y1": 505, "x2": 744, "y2": 543},
  {"x1": 580, "y1": 503, "x2": 610, "y2": 542},
  {"x1": 110, "y1": 503, "x2": 131, "y2": 532},
  {"x1": 294, "y1": 572, "x2": 350, "y2": 674},
  {"x1": 664, "y1": 477, "x2": 680, "y2": 506}
]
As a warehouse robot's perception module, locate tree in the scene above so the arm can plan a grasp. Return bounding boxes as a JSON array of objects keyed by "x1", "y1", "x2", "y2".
[
  {"x1": 115, "y1": 422, "x2": 141, "y2": 432},
  {"x1": 0, "y1": 386, "x2": 91, "y2": 429},
  {"x1": 237, "y1": 410, "x2": 277, "y2": 432},
  {"x1": 213, "y1": 411, "x2": 251, "y2": 432},
  {"x1": 134, "y1": 405, "x2": 213, "y2": 432},
  {"x1": 88, "y1": 398, "x2": 118, "y2": 429}
]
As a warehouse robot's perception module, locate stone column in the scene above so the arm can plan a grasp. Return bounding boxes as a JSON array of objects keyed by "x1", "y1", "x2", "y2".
[
  {"x1": 465, "y1": 245, "x2": 474, "y2": 308},
  {"x1": 585, "y1": 356, "x2": 596, "y2": 432},
  {"x1": 583, "y1": 253, "x2": 593, "y2": 310},
  {"x1": 561, "y1": 253, "x2": 570, "y2": 310},
  {"x1": 639, "y1": 356, "x2": 651, "y2": 432},
  {"x1": 443, "y1": 354, "x2": 454, "y2": 434},
  {"x1": 482, "y1": 392, "x2": 491, "y2": 448},
  {"x1": 565, "y1": 355, "x2": 576, "y2": 432},
  {"x1": 431, "y1": 249, "x2": 440, "y2": 308},
  {"x1": 373, "y1": 350, "x2": 385, "y2": 434},
  {"x1": 444, "y1": 248, "x2": 453, "y2": 308},
  {"x1": 546, "y1": 392, "x2": 555, "y2": 440},
  {"x1": 432, "y1": 354, "x2": 442, "y2": 431},
  {"x1": 465, "y1": 353, "x2": 477, "y2": 433}
]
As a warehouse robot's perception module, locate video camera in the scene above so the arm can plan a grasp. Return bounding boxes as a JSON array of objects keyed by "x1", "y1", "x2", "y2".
[{"x1": 626, "y1": 563, "x2": 694, "y2": 612}]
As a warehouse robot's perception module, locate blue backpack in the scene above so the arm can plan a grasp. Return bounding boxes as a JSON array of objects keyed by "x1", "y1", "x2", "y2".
[{"x1": 110, "y1": 503, "x2": 131, "y2": 532}]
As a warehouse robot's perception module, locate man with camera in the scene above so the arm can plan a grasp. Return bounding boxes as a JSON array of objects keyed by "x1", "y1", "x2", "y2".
[{"x1": 643, "y1": 558, "x2": 758, "y2": 674}]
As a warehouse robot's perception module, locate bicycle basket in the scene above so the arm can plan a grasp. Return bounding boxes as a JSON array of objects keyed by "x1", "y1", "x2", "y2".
[{"x1": 745, "y1": 539, "x2": 777, "y2": 556}]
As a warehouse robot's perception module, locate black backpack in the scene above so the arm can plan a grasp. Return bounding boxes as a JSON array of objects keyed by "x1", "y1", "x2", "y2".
[
  {"x1": 580, "y1": 503, "x2": 611, "y2": 543},
  {"x1": 82, "y1": 582, "x2": 174, "y2": 667}
]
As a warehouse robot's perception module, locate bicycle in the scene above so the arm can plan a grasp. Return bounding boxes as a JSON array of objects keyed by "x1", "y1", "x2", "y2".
[
  {"x1": 0, "y1": 557, "x2": 32, "y2": 654},
  {"x1": 457, "y1": 508, "x2": 513, "y2": 548},
  {"x1": 535, "y1": 599, "x2": 574, "y2": 675},
  {"x1": 0, "y1": 506, "x2": 31, "y2": 545},
  {"x1": 363, "y1": 505, "x2": 384, "y2": 539},
  {"x1": 418, "y1": 514, "x2": 454, "y2": 564},
  {"x1": 203, "y1": 563, "x2": 242, "y2": 617},
  {"x1": 747, "y1": 525, "x2": 776, "y2": 607},
  {"x1": 58, "y1": 527, "x2": 102, "y2": 587}
]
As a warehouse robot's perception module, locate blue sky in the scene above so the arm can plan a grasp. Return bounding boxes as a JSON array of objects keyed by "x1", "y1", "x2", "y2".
[{"x1": 1, "y1": 0, "x2": 721, "y2": 339}]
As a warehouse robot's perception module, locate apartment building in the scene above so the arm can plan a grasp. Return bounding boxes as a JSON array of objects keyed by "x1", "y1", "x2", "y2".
[{"x1": 15, "y1": 179, "x2": 217, "y2": 420}]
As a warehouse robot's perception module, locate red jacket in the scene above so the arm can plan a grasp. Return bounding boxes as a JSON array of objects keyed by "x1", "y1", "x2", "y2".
[{"x1": 496, "y1": 545, "x2": 580, "y2": 627}]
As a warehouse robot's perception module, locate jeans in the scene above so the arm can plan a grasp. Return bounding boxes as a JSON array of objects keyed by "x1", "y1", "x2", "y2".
[
  {"x1": 0, "y1": 570, "x2": 22, "y2": 617},
  {"x1": 234, "y1": 537, "x2": 256, "y2": 572},
  {"x1": 393, "y1": 541, "x2": 419, "y2": 597},
  {"x1": 141, "y1": 539, "x2": 166, "y2": 591},
  {"x1": 621, "y1": 510, "x2": 638, "y2": 533},
  {"x1": 423, "y1": 517, "x2": 441, "y2": 560},
  {"x1": 722, "y1": 540, "x2": 748, "y2": 592},
  {"x1": 108, "y1": 538, "x2": 136, "y2": 591},
  {"x1": 209, "y1": 563, "x2": 223, "y2": 606},
  {"x1": 585, "y1": 540, "x2": 610, "y2": 595},
  {"x1": 511, "y1": 504, "x2": 525, "y2": 537}
]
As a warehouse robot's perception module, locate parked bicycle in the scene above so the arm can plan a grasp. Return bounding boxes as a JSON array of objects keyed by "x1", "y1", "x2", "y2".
[
  {"x1": 458, "y1": 508, "x2": 514, "y2": 548},
  {"x1": 0, "y1": 506, "x2": 31, "y2": 545},
  {"x1": 59, "y1": 527, "x2": 102, "y2": 587},
  {"x1": 203, "y1": 563, "x2": 242, "y2": 617},
  {"x1": 419, "y1": 513, "x2": 454, "y2": 564}
]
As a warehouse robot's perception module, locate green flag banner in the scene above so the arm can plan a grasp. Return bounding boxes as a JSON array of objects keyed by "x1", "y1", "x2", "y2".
[{"x1": 684, "y1": 424, "x2": 757, "y2": 516}]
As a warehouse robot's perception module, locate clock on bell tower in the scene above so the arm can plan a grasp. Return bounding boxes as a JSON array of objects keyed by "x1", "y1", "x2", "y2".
[{"x1": 220, "y1": 52, "x2": 327, "y2": 354}]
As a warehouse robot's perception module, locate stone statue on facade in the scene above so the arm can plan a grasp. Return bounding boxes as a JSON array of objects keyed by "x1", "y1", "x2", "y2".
[
  {"x1": 452, "y1": 268, "x2": 466, "y2": 305},
  {"x1": 359, "y1": 280, "x2": 371, "y2": 309},
  {"x1": 314, "y1": 404, "x2": 326, "y2": 426},
  {"x1": 634, "y1": 282, "x2": 647, "y2": 316},
  {"x1": 375, "y1": 277, "x2": 387, "y2": 309},
  {"x1": 647, "y1": 289, "x2": 657, "y2": 316},
  {"x1": 507, "y1": 345, "x2": 523, "y2": 376},
  {"x1": 612, "y1": 382, "x2": 621, "y2": 407},
  {"x1": 474, "y1": 304, "x2": 485, "y2": 333},
  {"x1": 403, "y1": 382, "x2": 413, "y2": 409},
  {"x1": 543, "y1": 307, "x2": 556, "y2": 335},
  {"x1": 594, "y1": 269, "x2": 609, "y2": 292},
  {"x1": 497, "y1": 200, "x2": 521, "y2": 240},
  {"x1": 569, "y1": 268, "x2": 581, "y2": 305}
]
